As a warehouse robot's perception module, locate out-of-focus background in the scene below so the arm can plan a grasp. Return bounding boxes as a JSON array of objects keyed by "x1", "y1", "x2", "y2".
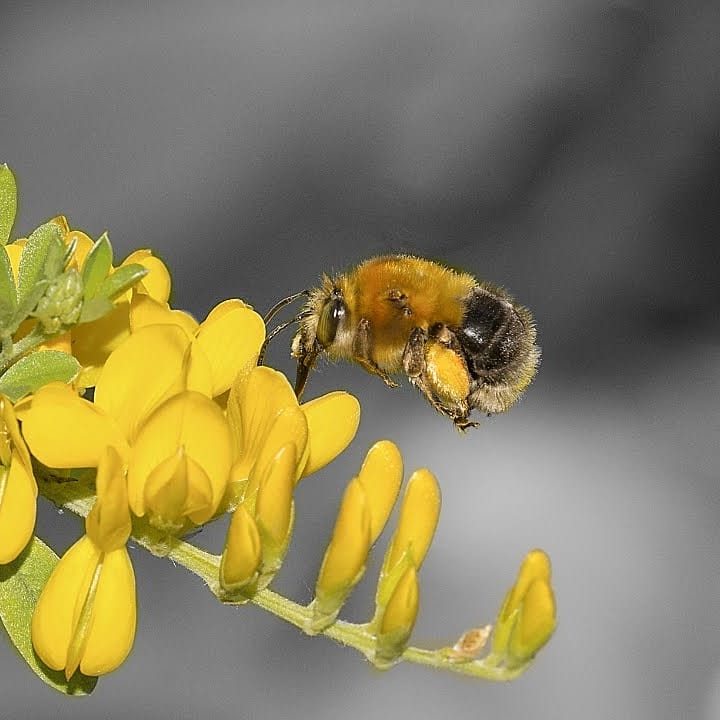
[{"x1": 2, "y1": 1, "x2": 719, "y2": 718}]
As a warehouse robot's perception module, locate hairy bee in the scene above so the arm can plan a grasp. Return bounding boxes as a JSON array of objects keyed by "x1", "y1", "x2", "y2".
[{"x1": 260, "y1": 255, "x2": 539, "y2": 430}]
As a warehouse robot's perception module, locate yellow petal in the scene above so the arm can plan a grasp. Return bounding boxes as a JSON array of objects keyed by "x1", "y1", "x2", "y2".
[
  {"x1": 122, "y1": 249, "x2": 171, "y2": 302},
  {"x1": 384, "y1": 469, "x2": 440, "y2": 572},
  {"x1": 1, "y1": 395, "x2": 33, "y2": 476},
  {"x1": 374, "y1": 563, "x2": 419, "y2": 666},
  {"x1": 78, "y1": 546, "x2": 136, "y2": 676},
  {"x1": 129, "y1": 293, "x2": 199, "y2": 336},
  {"x1": 229, "y1": 366, "x2": 301, "y2": 481},
  {"x1": 49, "y1": 216, "x2": 70, "y2": 234},
  {"x1": 0, "y1": 453, "x2": 37, "y2": 563},
  {"x1": 16, "y1": 383, "x2": 127, "y2": 468},
  {"x1": 127, "y1": 391, "x2": 232, "y2": 522},
  {"x1": 4, "y1": 242, "x2": 23, "y2": 280},
  {"x1": 255, "y1": 443, "x2": 296, "y2": 550},
  {"x1": 250, "y1": 406, "x2": 309, "y2": 487},
  {"x1": 85, "y1": 446, "x2": 131, "y2": 552},
  {"x1": 65, "y1": 230, "x2": 95, "y2": 271},
  {"x1": 356, "y1": 440, "x2": 403, "y2": 544},
  {"x1": 193, "y1": 301, "x2": 266, "y2": 397},
  {"x1": 378, "y1": 563, "x2": 419, "y2": 639},
  {"x1": 71, "y1": 300, "x2": 132, "y2": 385},
  {"x1": 94, "y1": 324, "x2": 190, "y2": 443},
  {"x1": 144, "y1": 448, "x2": 214, "y2": 527},
  {"x1": 184, "y1": 341, "x2": 214, "y2": 397},
  {"x1": 220, "y1": 504, "x2": 262, "y2": 591},
  {"x1": 498, "y1": 549, "x2": 552, "y2": 625},
  {"x1": 315, "y1": 478, "x2": 371, "y2": 611},
  {"x1": 300, "y1": 392, "x2": 360, "y2": 478},
  {"x1": 508, "y1": 578, "x2": 556, "y2": 664},
  {"x1": 31, "y1": 536, "x2": 99, "y2": 672},
  {"x1": 40, "y1": 331, "x2": 72, "y2": 355}
]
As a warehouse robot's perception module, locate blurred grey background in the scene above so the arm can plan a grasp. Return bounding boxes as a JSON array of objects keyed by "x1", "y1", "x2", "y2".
[{"x1": 2, "y1": 1, "x2": 720, "y2": 718}]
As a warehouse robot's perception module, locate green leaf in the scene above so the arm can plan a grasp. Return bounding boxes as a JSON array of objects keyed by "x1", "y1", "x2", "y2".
[
  {"x1": 81, "y1": 232, "x2": 113, "y2": 299},
  {"x1": 0, "y1": 246, "x2": 18, "y2": 328},
  {"x1": 0, "y1": 165, "x2": 17, "y2": 246},
  {"x1": 96, "y1": 263, "x2": 148, "y2": 301},
  {"x1": 0, "y1": 350, "x2": 80, "y2": 402},
  {"x1": 7, "y1": 281, "x2": 48, "y2": 336},
  {"x1": 43, "y1": 234, "x2": 67, "y2": 280},
  {"x1": 77, "y1": 295, "x2": 114, "y2": 325},
  {"x1": 0, "y1": 536, "x2": 98, "y2": 695},
  {"x1": 17, "y1": 223, "x2": 64, "y2": 306}
]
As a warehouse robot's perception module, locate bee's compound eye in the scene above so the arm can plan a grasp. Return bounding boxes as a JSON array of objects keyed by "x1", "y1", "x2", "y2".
[{"x1": 317, "y1": 295, "x2": 346, "y2": 346}]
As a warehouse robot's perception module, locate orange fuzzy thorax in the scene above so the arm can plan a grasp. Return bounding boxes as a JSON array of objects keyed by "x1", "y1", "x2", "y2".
[{"x1": 337, "y1": 256, "x2": 476, "y2": 371}]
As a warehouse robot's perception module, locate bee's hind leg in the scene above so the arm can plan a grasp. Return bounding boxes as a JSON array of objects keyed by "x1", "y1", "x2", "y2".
[{"x1": 403, "y1": 327, "x2": 477, "y2": 431}]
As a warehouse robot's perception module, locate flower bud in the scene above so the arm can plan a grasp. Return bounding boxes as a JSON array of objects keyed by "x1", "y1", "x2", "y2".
[
  {"x1": 34, "y1": 268, "x2": 83, "y2": 333},
  {"x1": 492, "y1": 549, "x2": 556, "y2": 667},
  {"x1": 374, "y1": 564, "x2": 419, "y2": 667},
  {"x1": 376, "y1": 468, "x2": 440, "y2": 608},
  {"x1": 219, "y1": 504, "x2": 262, "y2": 598},
  {"x1": 310, "y1": 478, "x2": 371, "y2": 632}
]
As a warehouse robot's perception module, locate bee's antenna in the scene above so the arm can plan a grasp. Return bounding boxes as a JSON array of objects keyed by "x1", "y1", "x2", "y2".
[
  {"x1": 263, "y1": 290, "x2": 311, "y2": 325},
  {"x1": 257, "y1": 310, "x2": 313, "y2": 366}
]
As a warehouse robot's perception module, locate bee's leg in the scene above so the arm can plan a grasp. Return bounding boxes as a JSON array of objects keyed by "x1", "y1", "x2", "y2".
[
  {"x1": 402, "y1": 327, "x2": 452, "y2": 417},
  {"x1": 291, "y1": 330, "x2": 321, "y2": 399},
  {"x1": 403, "y1": 328, "x2": 478, "y2": 431},
  {"x1": 402, "y1": 326, "x2": 427, "y2": 378},
  {"x1": 294, "y1": 345, "x2": 319, "y2": 399},
  {"x1": 352, "y1": 317, "x2": 399, "y2": 388}
]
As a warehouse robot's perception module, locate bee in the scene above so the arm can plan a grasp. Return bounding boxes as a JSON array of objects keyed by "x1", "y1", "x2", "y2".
[{"x1": 259, "y1": 255, "x2": 540, "y2": 430}]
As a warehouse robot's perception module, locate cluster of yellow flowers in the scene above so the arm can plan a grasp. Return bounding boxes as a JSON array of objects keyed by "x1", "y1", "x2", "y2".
[{"x1": 0, "y1": 168, "x2": 556, "y2": 693}]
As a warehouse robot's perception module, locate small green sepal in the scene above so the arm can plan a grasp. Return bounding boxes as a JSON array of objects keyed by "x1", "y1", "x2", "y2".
[
  {"x1": 96, "y1": 263, "x2": 148, "y2": 301},
  {"x1": 81, "y1": 233, "x2": 113, "y2": 299},
  {"x1": 0, "y1": 165, "x2": 17, "y2": 246}
]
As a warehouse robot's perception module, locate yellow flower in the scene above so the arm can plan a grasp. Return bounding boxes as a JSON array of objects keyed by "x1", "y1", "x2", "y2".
[
  {"x1": 312, "y1": 477, "x2": 372, "y2": 625},
  {"x1": 31, "y1": 447, "x2": 136, "y2": 679},
  {"x1": 225, "y1": 365, "x2": 360, "y2": 507},
  {"x1": 127, "y1": 390, "x2": 233, "y2": 531},
  {"x1": 219, "y1": 443, "x2": 297, "y2": 600},
  {"x1": 375, "y1": 468, "x2": 440, "y2": 609},
  {"x1": 18, "y1": 321, "x2": 240, "y2": 537},
  {"x1": 310, "y1": 441, "x2": 403, "y2": 629},
  {"x1": 492, "y1": 549, "x2": 557, "y2": 667},
  {"x1": 0, "y1": 396, "x2": 37, "y2": 563},
  {"x1": 367, "y1": 467, "x2": 439, "y2": 659}
]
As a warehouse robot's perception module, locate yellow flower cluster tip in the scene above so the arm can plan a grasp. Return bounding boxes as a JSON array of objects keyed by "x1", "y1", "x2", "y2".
[{"x1": 3, "y1": 221, "x2": 360, "y2": 680}]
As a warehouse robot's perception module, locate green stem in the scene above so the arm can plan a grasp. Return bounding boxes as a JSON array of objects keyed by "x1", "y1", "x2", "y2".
[
  {"x1": 0, "y1": 324, "x2": 59, "y2": 373},
  {"x1": 37, "y1": 476, "x2": 531, "y2": 682},
  {"x1": 160, "y1": 533, "x2": 529, "y2": 681}
]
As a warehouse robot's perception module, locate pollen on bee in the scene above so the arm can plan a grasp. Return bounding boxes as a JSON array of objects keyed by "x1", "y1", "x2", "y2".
[{"x1": 424, "y1": 341, "x2": 470, "y2": 404}]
